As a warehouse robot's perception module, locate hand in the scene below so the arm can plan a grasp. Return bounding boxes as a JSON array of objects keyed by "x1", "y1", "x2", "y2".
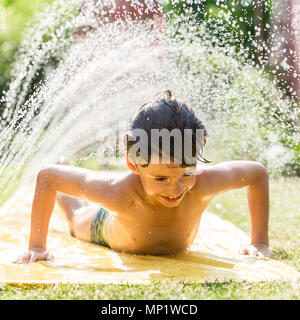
[
  {"x1": 14, "y1": 248, "x2": 54, "y2": 264},
  {"x1": 239, "y1": 243, "x2": 273, "y2": 258}
]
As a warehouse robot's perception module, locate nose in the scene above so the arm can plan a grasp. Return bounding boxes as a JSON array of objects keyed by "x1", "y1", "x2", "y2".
[{"x1": 166, "y1": 181, "x2": 184, "y2": 197}]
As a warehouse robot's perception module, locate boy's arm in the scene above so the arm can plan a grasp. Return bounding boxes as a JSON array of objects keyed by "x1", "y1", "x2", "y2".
[
  {"x1": 15, "y1": 165, "x2": 133, "y2": 263},
  {"x1": 198, "y1": 160, "x2": 271, "y2": 257}
]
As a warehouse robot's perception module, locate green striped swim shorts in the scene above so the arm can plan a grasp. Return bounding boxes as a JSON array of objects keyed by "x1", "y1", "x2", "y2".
[{"x1": 90, "y1": 207, "x2": 112, "y2": 248}]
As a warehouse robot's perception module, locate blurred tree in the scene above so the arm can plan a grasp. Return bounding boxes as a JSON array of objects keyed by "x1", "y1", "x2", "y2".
[
  {"x1": 254, "y1": 0, "x2": 267, "y2": 65},
  {"x1": 162, "y1": 0, "x2": 300, "y2": 100},
  {"x1": 268, "y1": 0, "x2": 300, "y2": 101},
  {"x1": 0, "y1": 0, "x2": 74, "y2": 125},
  {"x1": 288, "y1": 0, "x2": 300, "y2": 101},
  {"x1": 163, "y1": 0, "x2": 272, "y2": 59}
]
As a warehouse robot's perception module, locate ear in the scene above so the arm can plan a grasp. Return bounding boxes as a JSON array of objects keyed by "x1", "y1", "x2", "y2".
[{"x1": 126, "y1": 154, "x2": 139, "y2": 175}]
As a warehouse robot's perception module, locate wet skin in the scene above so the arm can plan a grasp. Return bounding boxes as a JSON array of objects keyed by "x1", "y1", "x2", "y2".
[
  {"x1": 106, "y1": 163, "x2": 209, "y2": 254},
  {"x1": 15, "y1": 157, "x2": 272, "y2": 263}
]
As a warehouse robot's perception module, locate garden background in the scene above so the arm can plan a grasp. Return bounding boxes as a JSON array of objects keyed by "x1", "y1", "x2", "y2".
[{"x1": 0, "y1": 0, "x2": 299, "y2": 299}]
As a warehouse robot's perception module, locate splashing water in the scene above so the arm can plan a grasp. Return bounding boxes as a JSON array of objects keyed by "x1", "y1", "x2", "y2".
[{"x1": 0, "y1": 0, "x2": 299, "y2": 204}]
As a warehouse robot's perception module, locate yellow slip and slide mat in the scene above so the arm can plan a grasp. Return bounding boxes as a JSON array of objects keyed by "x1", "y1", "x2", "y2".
[{"x1": 0, "y1": 187, "x2": 299, "y2": 284}]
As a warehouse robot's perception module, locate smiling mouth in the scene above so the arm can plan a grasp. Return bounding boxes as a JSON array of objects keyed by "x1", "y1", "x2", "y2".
[{"x1": 160, "y1": 193, "x2": 184, "y2": 202}]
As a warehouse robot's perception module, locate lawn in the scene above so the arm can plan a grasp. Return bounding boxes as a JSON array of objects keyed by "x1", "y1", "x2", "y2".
[{"x1": 0, "y1": 176, "x2": 299, "y2": 300}]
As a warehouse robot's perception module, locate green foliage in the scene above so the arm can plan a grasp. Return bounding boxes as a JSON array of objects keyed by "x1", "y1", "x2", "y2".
[
  {"x1": 163, "y1": 0, "x2": 273, "y2": 58},
  {"x1": 172, "y1": 16, "x2": 299, "y2": 176},
  {"x1": 0, "y1": 0, "x2": 77, "y2": 126},
  {"x1": 214, "y1": 68, "x2": 300, "y2": 176},
  {"x1": 175, "y1": 36, "x2": 299, "y2": 176},
  {"x1": 162, "y1": 1, "x2": 299, "y2": 177},
  {"x1": 0, "y1": 0, "x2": 56, "y2": 94},
  {"x1": 1, "y1": 0, "x2": 298, "y2": 177},
  {"x1": 162, "y1": 1, "x2": 296, "y2": 99}
]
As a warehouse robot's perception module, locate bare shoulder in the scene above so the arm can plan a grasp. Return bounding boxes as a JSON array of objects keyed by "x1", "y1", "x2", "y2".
[
  {"x1": 108, "y1": 170, "x2": 139, "y2": 195},
  {"x1": 91, "y1": 170, "x2": 138, "y2": 211},
  {"x1": 194, "y1": 160, "x2": 268, "y2": 199},
  {"x1": 40, "y1": 164, "x2": 137, "y2": 212}
]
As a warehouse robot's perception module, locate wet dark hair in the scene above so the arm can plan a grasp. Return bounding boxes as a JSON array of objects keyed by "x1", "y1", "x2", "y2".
[{"x1": 125, "y1": 89, "x2": 211, "y2": 167}]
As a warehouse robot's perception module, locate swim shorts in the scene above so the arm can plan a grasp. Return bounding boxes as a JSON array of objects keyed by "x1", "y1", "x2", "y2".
[{"x1": 90, "y1": 207, "x2": 112, "y2": 248}]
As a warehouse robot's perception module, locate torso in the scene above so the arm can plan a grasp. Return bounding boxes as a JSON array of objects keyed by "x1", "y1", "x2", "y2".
[{"x1": 106, "y1": 172, "x2": 213, "y2": 255}]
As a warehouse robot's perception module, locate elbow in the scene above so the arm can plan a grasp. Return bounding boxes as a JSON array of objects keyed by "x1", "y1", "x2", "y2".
[
  {"x1": 254, "y1": 162, "x2": 269, "y2": 183},
  {"x1": 36, "y1": 165, "x2": 55, "y2": 189}
]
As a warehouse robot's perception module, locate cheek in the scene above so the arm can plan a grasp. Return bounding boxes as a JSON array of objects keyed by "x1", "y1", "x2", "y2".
[
  {"x1": 183, "y1": 177, "x2": 196, "y2": 190},
  {"x1": 142, "y1": 180, "x2": 166, "y2": 196}
]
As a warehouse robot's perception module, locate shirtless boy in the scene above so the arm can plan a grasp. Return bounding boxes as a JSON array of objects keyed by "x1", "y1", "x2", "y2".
[{"x1": 16, "y1": 90, "x2": 272, "y2": 263}]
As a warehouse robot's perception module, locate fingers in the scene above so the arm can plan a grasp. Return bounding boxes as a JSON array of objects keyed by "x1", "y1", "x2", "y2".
[
  {"x1": 239, "y1": 246, "x2": 272, "y2": 258},
  {"x1": 16, "y1": 252, "x2": 31, "y2": 264},
  {"x1": 257, "y1": 251, "x2": 264, "y2": 258},
  {"x1": 29, "y1": 251, "x2": 37, "y2": 263},
  {"x1": 239, "y1": 248, "x2": 247, "y2": 255},
  {"x1": 45, "y1": 252, "x2": 54, "y2": 261},
  {"x1": 13, "y1": 251, "x2": 54, "y2": 264},
  {"x1": 239, "y1": 246, "x2": 259, "y2": 256},
  {"x1": 13, "y1": 252, "x2": 31, "y2": 264}
]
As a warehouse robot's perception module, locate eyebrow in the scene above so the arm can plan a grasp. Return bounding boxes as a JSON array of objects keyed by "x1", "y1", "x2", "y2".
[
  {"x1": 149, "y1": 172, "x2": 194, "y2": 178},
  {"x1": 149, "y1": 175, "x2": 168, "y2": 178}
]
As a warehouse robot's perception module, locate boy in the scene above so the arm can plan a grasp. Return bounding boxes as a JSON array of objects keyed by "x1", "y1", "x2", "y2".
[{"x1": 15, "y1": 90, "x2": 272, "y2": 263}]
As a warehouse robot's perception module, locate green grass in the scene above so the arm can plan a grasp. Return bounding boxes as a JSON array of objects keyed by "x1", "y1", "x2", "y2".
[
  {"x1": 0, "y1": 177, "x2": 299, "y2": 300},
  {"x1": 0, "y1": 280, "x2": 300, "y2": 300}
]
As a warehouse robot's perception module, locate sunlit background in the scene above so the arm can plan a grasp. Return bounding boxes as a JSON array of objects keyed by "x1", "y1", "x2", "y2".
[
  {"x1": 0, "y1": 0, "x2": 299, "y2": 299},
  {"x1": 0, "y1": 1, "x2": 299, "y2": 202}
]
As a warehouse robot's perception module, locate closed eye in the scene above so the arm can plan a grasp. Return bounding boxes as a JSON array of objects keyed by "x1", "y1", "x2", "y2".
[
  {"x1": 154, "y1": 177, "x2": 167, "y2": 182},
  {"x1": 153, "y1": 173, "x2": 192, "y2": 182}
]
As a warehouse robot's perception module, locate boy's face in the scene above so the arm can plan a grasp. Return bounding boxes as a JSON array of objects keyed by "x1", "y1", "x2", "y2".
[{"x1": 128, "y1": 158, "x2": 197, "y2": 208}]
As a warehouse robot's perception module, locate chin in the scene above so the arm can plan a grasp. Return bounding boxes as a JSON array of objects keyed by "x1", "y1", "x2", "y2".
[{"x1": 162, "y1": 202, "x2": 181, "y2": 208}]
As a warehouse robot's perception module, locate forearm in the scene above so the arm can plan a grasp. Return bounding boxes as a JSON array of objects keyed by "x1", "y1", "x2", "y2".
[
  {"x1": 29, "y1": 172, "x2": 57, "y2": 250},
  {"x1": 247, "y1": 170, "x2": 269, "y2": 245}
]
